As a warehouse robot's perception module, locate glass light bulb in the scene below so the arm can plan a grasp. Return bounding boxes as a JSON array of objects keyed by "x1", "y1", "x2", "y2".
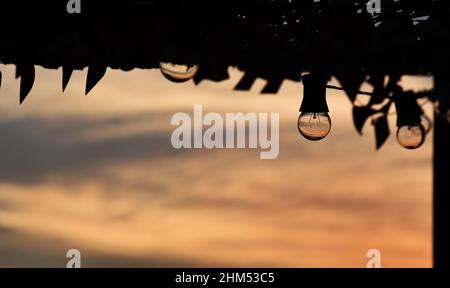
[
  {"x1": 420, "y1": 114, "x2": 432, "y2": 134},
  {"x1": 297, "y1": 112, "x2": 332, "y2": 141},
  {"x1": 159, "y1": 62, "x2": 199, "y2": 83},
  {"x1": 396, "y1": 124, "x2": 425, "y2": 149}
]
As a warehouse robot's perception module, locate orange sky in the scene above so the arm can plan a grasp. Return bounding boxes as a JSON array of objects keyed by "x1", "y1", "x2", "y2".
[{"x1": 0, "y1": 65, "x2": 433, "y2": 267}]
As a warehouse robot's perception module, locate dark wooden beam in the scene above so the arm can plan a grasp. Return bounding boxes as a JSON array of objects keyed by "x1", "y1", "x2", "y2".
[{"x1": 433, "y1": 81, "x2": 450, "y2": 268}]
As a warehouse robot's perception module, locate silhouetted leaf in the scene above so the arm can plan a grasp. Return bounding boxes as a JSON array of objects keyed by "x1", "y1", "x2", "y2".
[
  {"x1": 367, "y1": 73, "x2": 384, "y2": 88},
  {"x1": 352, "y1": 106, "x2": 373, "y2": 135},
  {"x1": 85, "y1": 65, "x2": 107, "y2": 95},
  {"x1": 261, "y1": 78, "x2": 283, "y2": 94},
  {"x1": 379, "y1": 100, "x2": 393, "y2": 114},
  {"x1": 193, "y1": 63, "x2": 229, "y2": 85},
  {"x1": 335, "y1": 72, "x2": 366, "y2": 103},
  {"x1": 19, "y1": 65, "x2": 35, "y2": 104},
  {"x1": 384, "y1": 73, "x2": 401, "y2": 91},
  {"x1": 15, "y1": 65, "x2": 21, "y2": 79},
  {"x1": 368, "y1": 73, "x2": 386, "y2": 105},
  {"x1": 62, "y1": 66, "x2": 74, "y2": 92},
  {"x1": 234, "y1": 73, "x2": 257, "y2": 91},
  {"x1": 373, "y1": 116, "x2": 390, "y2": 150}
]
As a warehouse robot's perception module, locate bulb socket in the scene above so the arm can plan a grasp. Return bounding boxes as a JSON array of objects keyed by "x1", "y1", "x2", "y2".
[
  {"x1": 394, "y1": 91, "x2": 422, "y2": 127},
  {"x1": 299, "y1": 74, "x2": 329, "y2": 113}
]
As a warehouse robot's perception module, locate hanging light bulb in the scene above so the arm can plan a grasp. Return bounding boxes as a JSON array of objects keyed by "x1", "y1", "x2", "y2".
[
  {"x1": 297, "y1": 112, "x2": 332, "y2": 141},
  {"x1": 396, "y1": 125, "x2": 426, "y2": 149},
  {"x1": 394, "y1": 90, "x2": 426, "y2": 150},
  {"x1": 159, "y1": 62, "x2": 199, "y2": 83},
  {"x1": 297, "y1": 74, "x2": 331, "y2": 141}
]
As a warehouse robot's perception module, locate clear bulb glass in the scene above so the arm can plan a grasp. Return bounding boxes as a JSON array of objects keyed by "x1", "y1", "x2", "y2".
[
  {"x1": 396, "y1": 124, "x2": 425, "y2": 149},
  {"x1": 297, "y1": 112, "x2": 332, "y2": 141},
  {"x1": 420, "y1": 114, "x2": 432, "y2": 134},
  {"x1": 159, "y1": 62, "x2": 199, "y2": 83}
]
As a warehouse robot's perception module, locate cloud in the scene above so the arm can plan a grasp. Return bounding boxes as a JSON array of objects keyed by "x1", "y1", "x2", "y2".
[
  {"x1": 0, "y1": 228, "x2": 196, "y2": 268},
  {"x1": 0, "y1": 113, "x2": 177, "y2": 184}
]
